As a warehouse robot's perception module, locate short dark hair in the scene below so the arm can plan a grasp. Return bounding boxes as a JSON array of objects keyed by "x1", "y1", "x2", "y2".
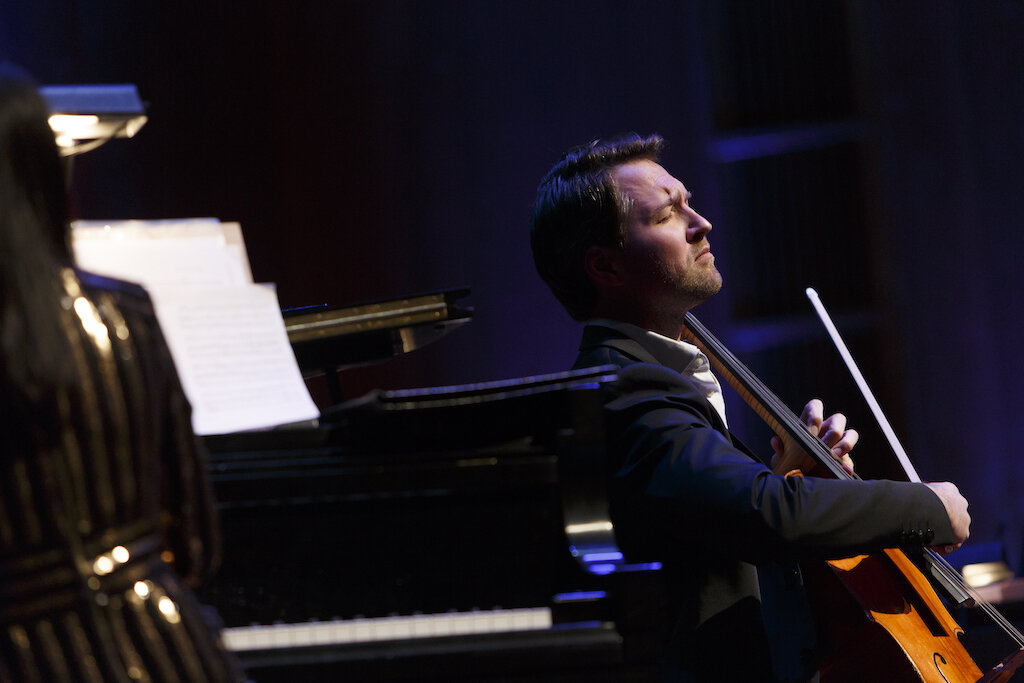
[{"x1": 529, "y1": 133, "x2": 664, "y2": 320}]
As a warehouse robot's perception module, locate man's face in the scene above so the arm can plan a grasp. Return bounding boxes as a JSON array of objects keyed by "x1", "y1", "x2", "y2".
[{"x1": 609, "y1": 159, "x2": 722, "y2": 315}]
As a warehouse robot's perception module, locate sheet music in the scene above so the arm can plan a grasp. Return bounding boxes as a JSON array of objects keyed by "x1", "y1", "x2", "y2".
[
  {"x1": 148, "y1": 285, "x2": 319, "y2": 435},
  {"x1": 71, "y1": 219, "x2": 320, "y2": 435},
  {"x1": 72, "y1": 219, "x2": 252, "y2": 288}
]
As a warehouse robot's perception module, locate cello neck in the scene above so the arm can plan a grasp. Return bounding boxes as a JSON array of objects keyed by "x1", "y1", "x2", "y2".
[{"x1": 681, "y1": 312, "x2": 852, "y2": 480}]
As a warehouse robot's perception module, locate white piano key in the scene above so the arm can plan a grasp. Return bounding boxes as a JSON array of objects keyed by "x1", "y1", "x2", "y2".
[{"x1": 221, "y1": 607, "x2": 552, "y2": 652}]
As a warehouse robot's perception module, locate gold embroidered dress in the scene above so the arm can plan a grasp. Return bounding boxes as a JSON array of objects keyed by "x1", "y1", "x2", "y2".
[{"x1": 0, "y1": 269, "x2": 240, "y2": 683}]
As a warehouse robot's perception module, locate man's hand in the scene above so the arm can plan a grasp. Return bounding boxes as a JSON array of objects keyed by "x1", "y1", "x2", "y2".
[
  {"x1": 770, "y1": 399, "x2": 858, "y2": 476},
  {"x1": 924, "y1": 482, "x2": 971, "y2": 552}
]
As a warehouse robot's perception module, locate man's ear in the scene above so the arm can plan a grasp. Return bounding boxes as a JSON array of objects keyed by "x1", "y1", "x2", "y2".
[{"x1": 584, "y1": 244, "x2": 624, "y2": 287}]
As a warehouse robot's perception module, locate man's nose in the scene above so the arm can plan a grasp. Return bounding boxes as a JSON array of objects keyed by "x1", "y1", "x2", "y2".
[{"x1": 686, "y1": 209, "x2": 712, "y2": 240}]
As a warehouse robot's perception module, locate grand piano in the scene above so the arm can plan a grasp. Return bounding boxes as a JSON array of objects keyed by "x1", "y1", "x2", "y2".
[{"x1": 199, "y1": 291, "x2": 670, "y2": 682}]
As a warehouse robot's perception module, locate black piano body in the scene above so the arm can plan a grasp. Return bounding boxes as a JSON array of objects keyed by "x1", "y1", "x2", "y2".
[{"x1": 201, "y1": 366, "x2": 670, "y2": 682}]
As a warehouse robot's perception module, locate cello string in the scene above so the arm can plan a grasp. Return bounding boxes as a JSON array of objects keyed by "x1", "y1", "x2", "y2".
[{"x1": 928, "y1": 550, "x2": 1024, "y2": 645}]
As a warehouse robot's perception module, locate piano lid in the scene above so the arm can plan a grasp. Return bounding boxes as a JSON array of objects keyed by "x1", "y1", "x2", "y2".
[
  {"x1": 317, "y1": 365, "x2": 615, "y2": 451},
  {"x1": 283, "y1": 288, "x2": 472, "y2": 376}
]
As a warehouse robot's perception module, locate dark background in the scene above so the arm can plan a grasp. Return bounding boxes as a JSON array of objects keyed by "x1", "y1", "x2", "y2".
[{"x1": 4, "y1": 1, "x2": 1024, "y2": 572}]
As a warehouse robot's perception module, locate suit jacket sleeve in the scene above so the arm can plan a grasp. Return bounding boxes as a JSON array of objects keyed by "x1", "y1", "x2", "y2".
[{"x1": 602, "y1": 361, "x2": 956, "y2": 564}]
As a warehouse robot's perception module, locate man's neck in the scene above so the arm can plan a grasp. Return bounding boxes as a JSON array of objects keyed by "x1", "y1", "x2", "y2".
[{"x1": 588, "y1": 304, "x2": 690, "y2": 341}]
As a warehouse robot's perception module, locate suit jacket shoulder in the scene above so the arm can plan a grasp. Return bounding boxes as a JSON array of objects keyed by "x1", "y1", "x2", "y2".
[{"x1": 573, "y1": 324, "x2": 730, "y2": 435}]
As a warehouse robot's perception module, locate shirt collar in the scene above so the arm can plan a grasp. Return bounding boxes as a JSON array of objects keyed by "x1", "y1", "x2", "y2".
[
  {"x1": 586, "y1": 318, "x2": 728, "y2": 426},
  {"x1": 587, "y1": 318, "x2": 700, "y2": 373}
]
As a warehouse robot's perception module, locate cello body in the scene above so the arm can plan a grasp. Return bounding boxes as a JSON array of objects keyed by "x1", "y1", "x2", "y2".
[{"x1": 804, "y1": 550, "x2": 981, "y2": 682}]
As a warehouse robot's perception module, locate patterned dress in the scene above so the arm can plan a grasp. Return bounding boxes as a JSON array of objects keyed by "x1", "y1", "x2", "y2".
[{"x1": 0, "y1": 268, "x2": 243, "y2": 682}]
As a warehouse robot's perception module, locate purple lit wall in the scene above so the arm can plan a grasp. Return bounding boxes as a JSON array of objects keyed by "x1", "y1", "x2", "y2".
[
  {"x1": 856, "y1": 1, "x2": 1024, "y2": 571},
  {"x1": 3, "y1": 1, "x2": 1023, "y2": 569}
]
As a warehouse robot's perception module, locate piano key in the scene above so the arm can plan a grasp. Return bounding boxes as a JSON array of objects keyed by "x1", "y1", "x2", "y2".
[{"x1": 220, "y1": 607, "x2": 553, "y2": 652}]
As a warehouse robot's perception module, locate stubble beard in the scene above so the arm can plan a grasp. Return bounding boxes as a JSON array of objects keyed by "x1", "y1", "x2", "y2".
[{"x1": 653, "y1": 259, "x2": 723, "y2": 314}]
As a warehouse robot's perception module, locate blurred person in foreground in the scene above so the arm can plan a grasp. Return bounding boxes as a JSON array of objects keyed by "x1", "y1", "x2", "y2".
[{"x1": 0, "y1": 63, "x2": 242, "y2": 682}]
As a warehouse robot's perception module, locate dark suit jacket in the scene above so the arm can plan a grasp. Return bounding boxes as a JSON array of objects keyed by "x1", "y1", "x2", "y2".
[{"x1": 573, "y1": 324, "x2": 956, "y2": 682}]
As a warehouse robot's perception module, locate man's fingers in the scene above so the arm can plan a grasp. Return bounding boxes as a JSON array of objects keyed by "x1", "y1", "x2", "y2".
[
  {"x1": 828, "y1": 428, "x2": 859, "y2": 455},
  {"x1": 819, "y1": 413, "x2": 849, "y2": 447},
  {"x1": 800, "y1": 399, "x2": 824, "y2": 436}
]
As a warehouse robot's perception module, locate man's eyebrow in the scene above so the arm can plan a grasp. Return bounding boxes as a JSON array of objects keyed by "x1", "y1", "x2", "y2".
[{"x1": 655, "y1": 188, "x2": 690, "y2": 210}]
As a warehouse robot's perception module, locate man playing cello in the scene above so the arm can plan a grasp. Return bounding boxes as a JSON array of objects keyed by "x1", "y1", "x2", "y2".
[{"x1": 529, "y1": 133, "x2": 971, "y2": 682}]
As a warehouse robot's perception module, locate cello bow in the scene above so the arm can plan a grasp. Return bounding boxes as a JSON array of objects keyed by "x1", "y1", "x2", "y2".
[
  {"x1": 802, "y1": 288, "x2": 1024, "y2": 682},
  {"x1": 680, "y1": 310, "x2": 1023, "y2": 682}
]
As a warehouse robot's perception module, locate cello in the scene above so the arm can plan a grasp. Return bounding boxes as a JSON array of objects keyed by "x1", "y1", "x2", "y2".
[{"x1": 679, "y1": 305, "x2": 1024, "y2": 682}]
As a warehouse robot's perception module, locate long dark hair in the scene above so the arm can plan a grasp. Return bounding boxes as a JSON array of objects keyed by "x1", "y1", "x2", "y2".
[{"x1": 0, "y1": 63, "x2": 75, "y2": 432}]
